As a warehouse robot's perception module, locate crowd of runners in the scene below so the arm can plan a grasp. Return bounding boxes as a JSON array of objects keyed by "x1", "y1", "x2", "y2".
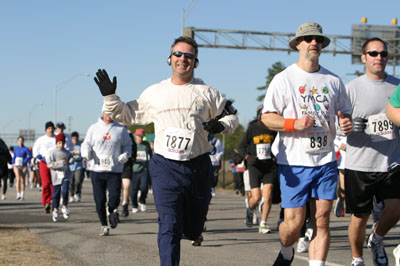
[{"x1": 1, "y1": 21, "x2": 400, "y2": 266}]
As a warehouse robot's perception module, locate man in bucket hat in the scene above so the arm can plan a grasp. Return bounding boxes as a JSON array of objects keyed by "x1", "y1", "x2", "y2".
[
  {"x1": 261, "y1": 22, "x2": 352, "y2": 266},
  {"x1": 288, "y1": 22, "x2": 330, "y2": 50}
]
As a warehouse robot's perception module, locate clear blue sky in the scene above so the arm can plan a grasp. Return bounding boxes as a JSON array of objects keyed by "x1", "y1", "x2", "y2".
[{"x1": 2, "y1": 0, "x2": 400, "y2": 143}]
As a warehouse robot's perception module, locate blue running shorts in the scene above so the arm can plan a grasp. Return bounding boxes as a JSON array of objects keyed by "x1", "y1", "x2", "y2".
[{"x1": 279, "y1": 161, "x2": 338, "y2": 208}]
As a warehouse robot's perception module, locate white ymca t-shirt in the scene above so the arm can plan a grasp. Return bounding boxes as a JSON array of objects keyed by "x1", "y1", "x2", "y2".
[{"x1": 263, "y1": 64, "x2": 352, "y2": 167}]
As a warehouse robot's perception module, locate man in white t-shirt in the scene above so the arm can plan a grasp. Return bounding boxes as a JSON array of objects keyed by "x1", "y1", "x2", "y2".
[
  {"x1": 261, "y1": 22, "x2": 352, "y2": 266},
  {"x1": 32, "y1": 121, "x2": 56, "y2": 213}
]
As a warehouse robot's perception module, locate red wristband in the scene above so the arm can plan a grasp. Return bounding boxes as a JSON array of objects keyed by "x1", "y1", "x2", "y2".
[{"x1": 284, "y1": 119, "x2": 296, "y2": 131}]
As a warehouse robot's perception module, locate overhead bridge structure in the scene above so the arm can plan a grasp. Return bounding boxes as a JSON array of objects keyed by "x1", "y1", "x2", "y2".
[{"x1": 184, "y1": 25, "x2": 400, "y2": 69}]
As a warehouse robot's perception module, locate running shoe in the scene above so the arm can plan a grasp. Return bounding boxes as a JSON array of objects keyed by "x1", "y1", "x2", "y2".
[
  {"x1": 334, "y1": 197, "x2": 344, "y2": 217},
  {"x1": 296, "y1": 237, "x2": 309, "y2": 253},
  {"x1": 393, "y1": 244, "x2": 400, "y2": 266},
  {"x1": 108, "y1": 210, "x2": 118, "y2": 229},
  {"x1": 259, "y1": 222, "x2": 271, "y2": 234},
  {"x1": 115, "y1": 210, "x2": 120, "y2": 223},
  {"x1": 351, "y1": 260, "x2": 365, "y2": 266},
  {"x1": 371, "y1": 239, "x2": 388, "y2": 266},
  {"x1": 305, "y1": 228, "x2": 313, "y2": 240},
  {"x1": 121, "y1": 203, "x2": 129, "y2": 217},
  {"x1": 191, "y1": 234, "x2": 203, "y2": 247},
  {"x1": 253, "y1": 211, "x2": 259, "y2": 225},
  {"x1": 52, "y1": 209, "x2": 59, "y2": 222},
  {"x1": 16, "y1": 193, "x2": 20, "y2": 200},
  {"x1": 1, "y1": 194, "x2": 6, "y2": 200},
  {"x1": 69, "y1": 196, "x2": 75, "y2": 203},
  {"x1": 367, "y1": 223, "x2": 378, "y2": 249},
  {"x1": 139, "y1": 203, "x2": 147, "y2": 212},
  {"x1": 74, "y1": 194, "x2": 81, "y2": 203},
  {"x1": 61, "y1": 207, "x2": 70, "y2": 219},
  {"x1": 272, "y1": 249, "x2": 294, "y2": 266},
  {"x1": 99, "y1": 226, "x2": 109, "y2": 236},
  {"x1": 45, "y1": 203, "x2": 51, "y2": 213},
  {"x1": 211, "y1": 187, "x2": 216, "y2": 197},
  {"x1": 245, "y1": 207, "x2": 253, "y2": 227},
  {"x1": 132, "y1": 207, "x2": 139, "y2": 213}
]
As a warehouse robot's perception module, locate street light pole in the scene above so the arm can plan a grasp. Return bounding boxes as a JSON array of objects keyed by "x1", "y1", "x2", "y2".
[
  {"x1": 54, "y1": 72, "x2": 90, "y2": 123},
  {"x1": 28, "y1": 103, "x2": 44, "y2": 130},
  {"x1": 181, "y1": 0, "x2": 198, "y2": 35}
]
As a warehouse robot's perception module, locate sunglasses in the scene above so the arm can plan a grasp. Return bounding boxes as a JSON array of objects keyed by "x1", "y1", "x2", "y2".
[
  {"x1": 302, "y1": 35, "x2": 324, "y2": 44},
  {"x1": 365, "y1": 51, "x2": 388, "y2": 58},
  {"x1": 172, "y1": 51, "x2": 195, "y2": 59}
]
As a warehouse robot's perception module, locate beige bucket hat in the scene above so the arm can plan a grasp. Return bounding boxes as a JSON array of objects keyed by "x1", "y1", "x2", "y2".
[{"x1": 289, "y1": 22, "x2": 330, "y2": 50}]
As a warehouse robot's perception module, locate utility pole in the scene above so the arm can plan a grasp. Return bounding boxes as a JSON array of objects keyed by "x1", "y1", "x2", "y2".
[
  {"x1": 181, "y1": 0, "x2": 198, "y2": 35},
  {"x1": 67, "y1": 115, "x2": 73, "y2": 134}
]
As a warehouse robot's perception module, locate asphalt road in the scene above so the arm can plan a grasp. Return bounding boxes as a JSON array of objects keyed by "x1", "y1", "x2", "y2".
[{"x1": 1, "y1": 179, "x2": 399, "y2": 266}]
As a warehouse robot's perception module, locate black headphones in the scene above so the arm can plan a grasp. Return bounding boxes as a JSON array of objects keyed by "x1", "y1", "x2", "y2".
[{"x1": 167, "y1": 56, "x2": 199, "y2": 68}]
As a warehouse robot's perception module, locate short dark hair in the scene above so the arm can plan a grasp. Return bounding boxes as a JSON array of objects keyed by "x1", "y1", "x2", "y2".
[
  {"x1": 45, "y1": 121, "x2": 55, "y2": 130},
  {"x1": 362, "y1": 37, "x2": 387, "y2": 54},
  {"x1": 171, "y1": 36, "x2": 198, "y2": 57},
  {"x1": 17, "y1": 136, "x2": 24, "y2": 141},
  {"x1": 71, "y1": 131, "x2": 79, "y2": 138}
]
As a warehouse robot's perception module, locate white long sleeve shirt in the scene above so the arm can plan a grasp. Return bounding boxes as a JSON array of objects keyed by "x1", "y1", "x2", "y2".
[
  {"x1": 32, "y1": 135, "x2": 56, "y2": 163},
  {"x1": 81, "y1": 118, "x2": 132, "y2": 173},
  {"x1": 102, "y1": 78, "x2": 239, "y2": 161}
]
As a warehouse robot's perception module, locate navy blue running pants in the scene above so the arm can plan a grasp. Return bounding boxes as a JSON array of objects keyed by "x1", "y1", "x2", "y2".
[
  {"x1": 91, "y1": 171, "x2": 122, "y2": 226},
  {"x1": 150, "y1": 153, "x2": 212, "y2": 266}
]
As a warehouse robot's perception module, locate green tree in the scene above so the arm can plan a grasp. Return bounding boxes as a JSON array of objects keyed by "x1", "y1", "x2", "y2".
[{"x1": 256, "y1": 61, "x2": 286, "y2": 102}]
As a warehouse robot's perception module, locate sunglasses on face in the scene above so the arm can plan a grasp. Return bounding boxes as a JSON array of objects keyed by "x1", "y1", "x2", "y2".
[
  {"x1": 302, "y1": 35, "x2": 324, "y2": 44},
  {"x1": 172, "y1": 51, "x2": 195, "y2": 59},
  {"x1": 365, "y1": 51, "x2": 388, "y2": 58}
]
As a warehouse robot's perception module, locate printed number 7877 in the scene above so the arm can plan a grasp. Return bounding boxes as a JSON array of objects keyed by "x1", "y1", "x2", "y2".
[{"x1": 166, "y1": 135, "x2": 191, "y2": 150}]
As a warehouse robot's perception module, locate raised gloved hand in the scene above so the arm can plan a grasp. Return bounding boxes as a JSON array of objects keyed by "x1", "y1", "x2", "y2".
[
  {"x1": 94, "y1": 69, "x2": 117, "y2": 96},
  {"x1": 352, "y1": 117, "x2": 368, "y2": 132},
  {"x1": 246, "y1": 155, "x2": 258, "y2": 166},
  {"x1": 203, "y1": 119, "x2": 225, "y2": 134},
  {"x1": 118, "y1": 152, "x2": 130, "y2": 164}
]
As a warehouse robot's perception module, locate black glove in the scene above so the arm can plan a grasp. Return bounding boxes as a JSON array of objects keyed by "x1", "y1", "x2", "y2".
[
  {"x1": 246, "y1": 155, "x2": 258, "y2": 166},
  {"x1": 203, "y1": 119, "x2": 225, "y2": 134},
  {"x1": 352, "y1": 117, "x2": 368, "y2": 132},
  {"x1": 94, "y1": 69, "x2": 117, "y2": 96}
]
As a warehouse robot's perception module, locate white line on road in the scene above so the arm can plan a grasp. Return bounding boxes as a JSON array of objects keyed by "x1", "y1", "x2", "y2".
[{"x1": 296, "y1": 254, "x2": 345, "y2": 266}]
